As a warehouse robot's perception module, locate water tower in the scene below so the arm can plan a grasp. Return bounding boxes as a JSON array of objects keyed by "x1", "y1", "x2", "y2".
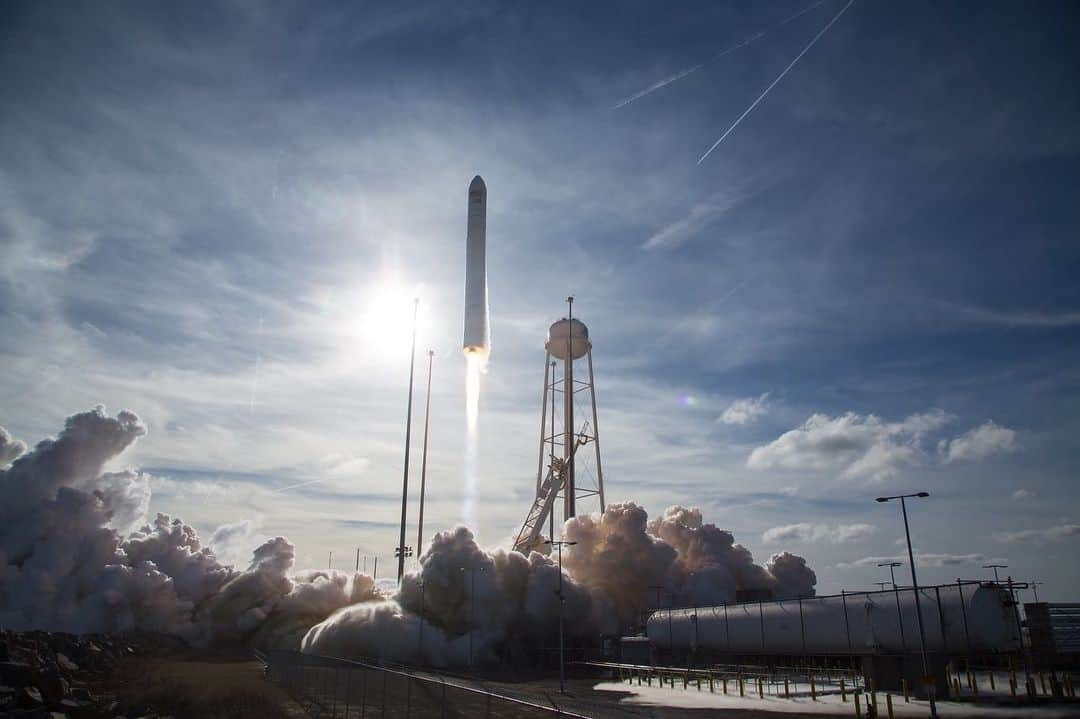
[{"x1": 513, "y1": 298, "x2": 605, "y2": 553}]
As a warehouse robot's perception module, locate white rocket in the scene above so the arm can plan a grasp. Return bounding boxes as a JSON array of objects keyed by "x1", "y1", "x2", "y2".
[{"x1": 463, "y1": 175, "x2": 489, "y2": 356}]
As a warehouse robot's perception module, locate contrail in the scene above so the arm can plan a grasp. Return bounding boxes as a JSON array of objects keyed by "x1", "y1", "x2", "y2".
[
  {"x1": 613, "y1": 0, "x2": 826, "y2": 110},
  {"x1": 697, "y1": 0, "x2": 857, "y2": 165}
]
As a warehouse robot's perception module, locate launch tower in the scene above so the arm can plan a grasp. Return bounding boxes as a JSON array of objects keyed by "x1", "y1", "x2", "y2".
[{"x1": 513, "y1": 297, "x2": 605, "y2": 553}]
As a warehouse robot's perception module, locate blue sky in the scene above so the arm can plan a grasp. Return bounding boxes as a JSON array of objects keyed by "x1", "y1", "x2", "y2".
[{"x1": 1, "y1": 1, "x2": 1078, "y2": 598}]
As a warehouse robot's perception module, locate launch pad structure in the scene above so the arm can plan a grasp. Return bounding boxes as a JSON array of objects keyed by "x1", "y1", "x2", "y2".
[{"x1": 514, "y1": 298, "x2": 605, "y2": 554}]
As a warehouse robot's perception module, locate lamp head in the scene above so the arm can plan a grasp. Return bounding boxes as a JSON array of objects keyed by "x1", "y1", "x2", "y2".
[
  {"x1": 916, "y1": 491, "x2": 929, "y2": 498},
  {"x1": 875, "y1": 497, "x2": 889, "y2": 503}
]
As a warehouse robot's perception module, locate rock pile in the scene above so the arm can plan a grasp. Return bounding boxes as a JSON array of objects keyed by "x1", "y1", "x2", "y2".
[{"x1": 0, "y1": 630, "x2": 185, "y2": 718}]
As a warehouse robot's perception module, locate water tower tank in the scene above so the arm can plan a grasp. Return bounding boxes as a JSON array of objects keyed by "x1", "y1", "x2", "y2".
[{"x1": 546, "y1": 319, "x2": 590, "y2": 360}]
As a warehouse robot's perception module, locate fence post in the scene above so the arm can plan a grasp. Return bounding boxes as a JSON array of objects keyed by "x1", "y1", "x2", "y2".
[
  {"x1": 344, "y1": 668, "x2": 351, "y2": 719},
  {"x1": 885, "y1": 693, "x2": 894, "y2": 719},
  {"x1": 901, "y1": 677, "x2": 908, "y2": 703},
  {"x1": 360, "y1": 667, "x2": 367, "y2": 719},
  {"x1": 854, "y1": 692, "x2": 862, "y2": 718},
  {"x1": 841, "y1": 677, "x2": 847, "y2": 702}
]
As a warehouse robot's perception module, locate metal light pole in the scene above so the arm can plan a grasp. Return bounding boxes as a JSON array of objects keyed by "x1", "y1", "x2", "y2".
[
  {"x1": 546, "y1": 539, "x2": 577, "y2": 693},
  {"x1": 416, "y1": 349, "x2": 435, "y2": 557},
  {"x1": 877, "y1": 491, "x2": 937, "y2": 718},
  {"x1": 1030, "y1": 580, "x2": 1044, "y2": 603},
  {"x1": 879, "y1": 561, "x2": 906, "y2": 651},
  {"x1": 983, "y1": 563, "x2": 1007, "y2": 584},
  {"x1": 397, "y1": 298, "x2": 420, "y2": 583},
  {"x1": 328, "y1": 551, "x2": 333, "y2": 570}
]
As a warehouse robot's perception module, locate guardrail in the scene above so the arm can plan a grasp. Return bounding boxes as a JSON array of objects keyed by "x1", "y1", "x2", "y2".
[{"x1": 257, "y1": 649, "x2": 593, "y2": 718}]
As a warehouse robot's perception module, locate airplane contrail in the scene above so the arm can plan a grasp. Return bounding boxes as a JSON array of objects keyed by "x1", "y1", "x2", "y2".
[
  {"x1": 613, "y1": 0, "x2": 826, "y2": 110},
  {"x1": 698, "y1": 0, "x2": 857, "y2": 165}
]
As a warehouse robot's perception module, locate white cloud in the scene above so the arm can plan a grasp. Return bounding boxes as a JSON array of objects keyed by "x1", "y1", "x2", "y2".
[
  {"x1": 719, "y1": 393, "x2": 770, "y2": 425},
  {"x1": 762, "y1": 522, "x2": 876, "y2": 544},
  {"x1": 747, "y1": 410, "x2": 950, "y2": 481},
  {"x1": 940, "y1": 421, "x2": 1017, "y2": 463},
  {"x1": 994, "y1": 524, "x2": 1080, "y2": 543},
  {"x1": 1011, "y1": 488, "x2": 1034, "y2": 501}
]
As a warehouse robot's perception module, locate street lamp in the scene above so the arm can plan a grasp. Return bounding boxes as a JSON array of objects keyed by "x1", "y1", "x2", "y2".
[
  {"x1": 546, "y1": 539, "x2": 577, "y2": 694},
  {"x1": 878, "y1": 561, "x2": 907, "y2": 652},
  {"x1": 876, "y1": 491, "x2": 937, "y2": 718},
  {"x1": 1030, "y1": 580, "x2": 1044, "y2": 603},
  {"x1": 983, "y1": 564, "x2": 1007, "y2": 584}
]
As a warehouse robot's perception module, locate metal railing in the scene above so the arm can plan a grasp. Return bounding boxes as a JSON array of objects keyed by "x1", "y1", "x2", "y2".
[{"x1": 258, "y1": 649, "x2": 592, "y2": 718}]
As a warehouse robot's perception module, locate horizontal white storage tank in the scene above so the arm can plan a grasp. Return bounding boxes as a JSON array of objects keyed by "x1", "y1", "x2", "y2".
[{"x1": 647, "y1": 583, "x2": 1020, "y2": 655}]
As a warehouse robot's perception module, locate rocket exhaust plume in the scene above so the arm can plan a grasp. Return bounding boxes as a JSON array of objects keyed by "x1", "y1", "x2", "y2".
[{"x1": 463, "y1": 175, "x2": 489, "y2": 529}]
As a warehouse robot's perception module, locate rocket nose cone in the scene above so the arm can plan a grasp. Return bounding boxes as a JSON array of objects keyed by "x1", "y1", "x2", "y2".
[{"x1": 470, "y1": 175, "x2": 485, "y2": 191}]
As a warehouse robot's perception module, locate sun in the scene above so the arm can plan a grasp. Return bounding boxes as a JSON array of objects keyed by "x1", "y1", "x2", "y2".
[{"x1": 352, "y1": 281, "x2": 421, "y2": 360}]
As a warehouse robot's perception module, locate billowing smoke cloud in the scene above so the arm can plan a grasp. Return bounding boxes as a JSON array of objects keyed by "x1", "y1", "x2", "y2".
[
  {"x1": 0, "y1": 425, "x2": 26, "y2": 466},
  {"x1": 0, "y1": 408, "x2": 376, "y2": 647},
  {"x1": 1, "y1": 407, "x2": 817, "y2": 668}
]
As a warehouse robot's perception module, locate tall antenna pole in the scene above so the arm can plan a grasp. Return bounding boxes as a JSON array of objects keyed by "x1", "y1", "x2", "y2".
[
  {"x1": 397, "y1": 298, "x2": 420, "y2": 583},
  {"x1": 355, "y1": 547, "x2": 360, "y2": 573},
  {"x1": 328, "y1": 551, "x2": 333, "y2": 570},
  {"x1": 417, "y1": 350, "x2": 435, "y2": 556},
  {"x1": 564, "y1": 296, "x2": 575, "y2": 519}
]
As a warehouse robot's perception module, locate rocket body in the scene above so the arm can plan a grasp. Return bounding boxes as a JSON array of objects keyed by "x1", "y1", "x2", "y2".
[{"x1": 463, "y1": 175, "x2": 489, "y2": 355}]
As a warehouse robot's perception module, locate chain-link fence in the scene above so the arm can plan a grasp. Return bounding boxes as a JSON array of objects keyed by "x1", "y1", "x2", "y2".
[{"x1": 259, "y1": 650, "x2": 592, "y2": 718}]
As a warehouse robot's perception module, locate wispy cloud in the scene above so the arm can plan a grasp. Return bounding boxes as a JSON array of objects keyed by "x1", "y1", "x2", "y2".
[
  {"x1": 719, "y1": 392, "x2": 770, "y2": 425},
  {"x1": 836, "y1": 552, "x2": 1006, "y2": 569},
  {"x1": 642, "y1": 192, "x2": 744, "y2": 250},
  {"x1": 994, "y1": 524, "x2": 1080, "y2": 543},
  {"x1": 762, "y1": 522, "x2": 875, "y2": 544}
]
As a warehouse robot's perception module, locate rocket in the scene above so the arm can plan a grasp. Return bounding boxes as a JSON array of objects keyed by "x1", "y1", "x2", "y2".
[{"x1": 463, "y1": 175, "x2": 489, "y2": 356}]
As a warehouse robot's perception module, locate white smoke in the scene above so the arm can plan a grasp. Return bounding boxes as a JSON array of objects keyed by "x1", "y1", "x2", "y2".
[{"x1": 1, "y1": 407, "x2": 817, "y2": 667}]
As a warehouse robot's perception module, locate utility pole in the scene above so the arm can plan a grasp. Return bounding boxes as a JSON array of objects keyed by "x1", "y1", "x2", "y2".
[
  {"x1": 546, "y1": 539, "x2": 577, "y2": 693},
  {"x1": 397, "y1": 298, "x2": 420, "y2": 583}
]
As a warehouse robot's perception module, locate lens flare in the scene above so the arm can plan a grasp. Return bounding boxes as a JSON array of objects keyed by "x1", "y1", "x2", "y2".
[{"x1": 463, "y1": 349, "x2": 487, "y2": 530}]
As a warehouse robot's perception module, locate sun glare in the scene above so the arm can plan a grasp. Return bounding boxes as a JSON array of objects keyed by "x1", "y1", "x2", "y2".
[{"x1": 351, "y1": 282, "x2": 422, "y2": 361}]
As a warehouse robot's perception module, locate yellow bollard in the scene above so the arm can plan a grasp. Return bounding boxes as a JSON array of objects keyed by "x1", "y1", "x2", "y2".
[
  {"x1": 967, "y1": 669, "x2": 974, "y2": 690},
  {"x1": 739, "y1": 675, "x2": 745, "y2": 697},
  {"x1": 696, "y1": 676, "x2": 701, "y2": 691},
  {"x1": 723, "y1": 676, "x2": 728, "y2": 695},
  {"x1": 841, "y1": 677, "x2": 847, "y2": 702},
  {"x1": 854, "y1": 692, "x2": 862, "y2": 718},
  {"x1": 647, "y1": 672, "x2": 652, "y2": 687},
  {"x1": 709, "y1": 674, "x2": 714, "y2": 693},
  {"x1": 870, "y1": 688, "x2": 877, "y2": 717},
  {"x1": 901, "y1": 677, "x2": 909, "y2": 703},
  {"x1": 811, "y1": 676, "x2": 817, "y2": 701},
  {"x1": 972, "y1": 674, "x2": 979, "y2": 703},
  {"x1": 1010, "y1": 670, "x2": 1017, "y2": 697},
  {"x1": 785, "y1": 677, "x2": 790, "y2": 699},
  {"x1": 684, "y1": 670, "x2": 689, "y2": 689},
  {"x1": 885, "y1": 693, "x2": 894, "y2": 719},
  {"x1": 758, "y1": 676, "x2": 764, "y2": 698}
]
